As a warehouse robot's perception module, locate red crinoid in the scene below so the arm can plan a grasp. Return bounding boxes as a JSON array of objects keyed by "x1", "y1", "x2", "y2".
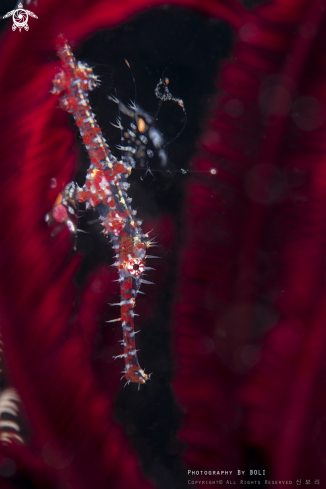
[
  {"x1": 173, "y1": 0, "x2": 326, "y2": 483},
  {"x1": 0, "y1": 0, "x2": 326, "y2": 487}
]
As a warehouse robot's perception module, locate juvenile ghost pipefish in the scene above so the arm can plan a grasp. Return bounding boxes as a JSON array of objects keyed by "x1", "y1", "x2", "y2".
[{"x1": 49, "y1": 35, "x2": 185, "y2": 387}]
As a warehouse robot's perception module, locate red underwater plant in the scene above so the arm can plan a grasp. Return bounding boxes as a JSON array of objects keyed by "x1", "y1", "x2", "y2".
[{"x1": 1, "y1": 0, "x2": 326, "y2": 487}]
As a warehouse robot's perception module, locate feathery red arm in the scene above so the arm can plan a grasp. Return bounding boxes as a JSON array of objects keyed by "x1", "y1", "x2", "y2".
[{"x1": 172, "y1": 0, "x2": 326, "y2": 480}]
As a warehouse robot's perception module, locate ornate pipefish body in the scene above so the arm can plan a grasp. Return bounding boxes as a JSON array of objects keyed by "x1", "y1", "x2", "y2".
[{"x1": 52, "y1": 35, "x2": 152, "y2": 385}]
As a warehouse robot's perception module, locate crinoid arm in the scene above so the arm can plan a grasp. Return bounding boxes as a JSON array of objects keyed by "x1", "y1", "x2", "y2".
[{"x1": 0, "y1": 388, "x2": 23, "y2": 445}]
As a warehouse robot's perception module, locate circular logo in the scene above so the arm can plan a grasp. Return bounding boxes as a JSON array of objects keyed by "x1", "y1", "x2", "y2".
[{"x1": 12, "y1": 9, "x2": 29, "y2": 31}]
